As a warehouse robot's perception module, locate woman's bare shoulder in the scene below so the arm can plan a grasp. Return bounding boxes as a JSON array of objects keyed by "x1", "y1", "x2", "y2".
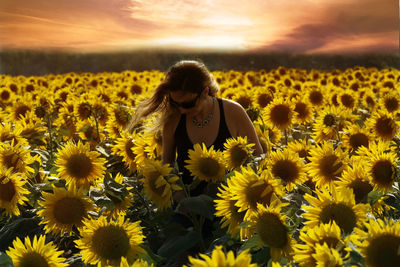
[{"x1": 220, "y1": 98, "x2": 246, "y2": 115}]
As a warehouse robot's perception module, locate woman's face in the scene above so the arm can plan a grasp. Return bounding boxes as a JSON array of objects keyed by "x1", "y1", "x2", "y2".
[{"x1": 169, "y1": 91, "x2": 202, "y2": 115}]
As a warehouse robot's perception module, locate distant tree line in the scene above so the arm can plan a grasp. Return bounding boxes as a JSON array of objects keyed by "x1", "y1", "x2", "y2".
[{"x1": 1, "y1": 49, "x2": 399, "y2": 76}]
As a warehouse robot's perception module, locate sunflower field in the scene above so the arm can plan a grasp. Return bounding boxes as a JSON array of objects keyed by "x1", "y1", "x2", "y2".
[{"x1": 0, "y1": 66, "x2": 400, "y2": 267}]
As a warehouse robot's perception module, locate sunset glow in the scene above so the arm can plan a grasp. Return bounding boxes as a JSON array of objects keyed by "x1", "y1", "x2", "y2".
[{"x1": 0, "y1": 0, "x2": 397, "y2": 53}]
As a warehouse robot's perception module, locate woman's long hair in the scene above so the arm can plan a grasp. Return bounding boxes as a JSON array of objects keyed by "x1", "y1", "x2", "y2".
[{"x1": 126, "y1": 60, "x2": 219, "y2": 133}]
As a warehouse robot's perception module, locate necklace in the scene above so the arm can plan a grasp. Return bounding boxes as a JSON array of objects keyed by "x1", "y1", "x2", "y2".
[{"x1": 192, "y1": 97, "x2": 215, "y2": 128}]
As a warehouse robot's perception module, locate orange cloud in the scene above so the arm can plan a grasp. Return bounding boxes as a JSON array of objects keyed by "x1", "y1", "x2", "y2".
[{"x1": 0, "y1": 0, "x2": 397, "y2": 53}]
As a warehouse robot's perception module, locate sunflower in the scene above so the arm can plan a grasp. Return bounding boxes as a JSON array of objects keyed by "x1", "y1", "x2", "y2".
[
  {"x1": 0, "y1": 140, "x2": 37, "y2": 176},
  {"x1": 379, "y1": 92, "x2": 400, "y2": 114},
  {"x1": 185, "y1": 143, "x2": 226, "y2": 183},
  {"x1": 287, "y1": 139, "x2": 313, "y2": 163},
  {"x1": 106, "y1": 105, "x2": 132, "y2": 139},
  {"x1": 11, "y1": 97, "x2": 34, "y2": 121},
  {"x1": 335, "y1": 160, "x2": 373, "y2": 203},
  {"x1": 312, "y1": 106, "x2": 351, "y2": 142},
  {"x1": 354, "y1": 218, "x2": 400, "y2": 267},
  {"x1": 362, "y1": 91, "x2": 377, "y2": 111},
  {"x1": 254, "y1": 88, "x2": 274, "y2": 108},
  {"x1": 74, "y1": 100, "x2": 92, "y2": 122},
  {"x1": 263, "y1": 148, "x2": 307, "y2": 191},
  {"x1": 223, "y1": 136, "x2": 254, "y2": 170},
  {"x1": 293, "y1": 221, "x2": 349, "y2": 267},
  {"x1": 6, "y1": 235, "x2": 67, "y2": 267},
  {"x1": 337, "y1": 89, "x2": 357, "y2": 111},
  {"x1": 184, "y1": 245, "x2": 256, "y2": 267},
  {"x1": 132, "y1": 131, "x2": 161, "y2": 171},
  {"x1": 307, "y1": 87, "x2": 325, "y2": 107},
  {"x1": 228, "y1": 166, "x2": 284, "y2": 220},
  {"x1": 140, "y1": 159, "x2": 181, "y2": 211},
  {"x1": 0, "y1": 168, "x2": 29, "y2": 217},
  {"x1": 312, "y1": 243, "x2": 344, "y2": 267},
  {"x1": 357, "y1": 142, "x2": 398, "y2": 193},
  {"x1": 263, "y1": 97, "x2": 294, "y2": 131},
  {"x1": 0, "y1": 122, "x2": 28, "y2": 147},
  {"x1": 292, "y1": 97, "x2": 314, "y2": 125},
  {"x1": 341, "y1": 124, "x2": 372, "y2": 153},
  {"x1": 0, "y1": 87, "x2": 13, "y2": 103},
  {"x1": 306, "y1": 142, "x2": 348, "y2": 190},
  {"x1": 366, "y1": 111, "x2": 398, "y2": 142},
  {"x1": 112, "y1": 131, "x2": 139, "y2": 173},
  {"x1": 214, "y1": 184, "x2": 248, "y2": 239},
  {"x1": 247, "y1": 196, "x2": 294, "y2": 261},
  {"x1": 75, "y1": 215, "x2": 145, "y2": 267},
  {"x1": 55, "y1": 141, "x2": 106, "y2": 188},
  {"x1": 302, "y1": 187, "x2": 369, "y2": 234},
  {"x1": 37, "y1": 184, "x2": 94, "y2": 235}
]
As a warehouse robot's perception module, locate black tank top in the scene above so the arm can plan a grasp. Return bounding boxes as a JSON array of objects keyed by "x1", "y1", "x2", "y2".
[{"x1": 174, "y1": 98, "x2": 232, "y2": 191}]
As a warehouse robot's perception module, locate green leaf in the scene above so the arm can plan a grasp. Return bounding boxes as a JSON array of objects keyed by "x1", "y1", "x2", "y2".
[
  {"x1": 157, "y1": 231, "x2": 201, "y2": 259},
  {"x1": 104, "y1": 175, "x2": 129, "y2": 200},
  {"x1": 0, "y1": 217, "x2": 43, "y2": 251},
  {"x1": 367, "y1": 190, "x2": 384, "y2": 205},
  {"x1": 0, "y1": 252, "x2": 13, "y2": 267},
  {"x1": 239, "y1": 234, "x2": 262, "y2": 252},
  {"x1": 179, "y1": 194, "x2": 215, "y2": 220}
]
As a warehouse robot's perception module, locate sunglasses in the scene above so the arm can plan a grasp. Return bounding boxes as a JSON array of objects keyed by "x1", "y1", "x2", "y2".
[{"x1": 169, "y1": 94, "x2": 200, "y2": 109}]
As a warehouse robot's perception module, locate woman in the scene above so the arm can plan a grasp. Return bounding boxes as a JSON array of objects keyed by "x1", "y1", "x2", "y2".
[{"x1": 127, "y1": 60, "x2": 263, "y2": 193}]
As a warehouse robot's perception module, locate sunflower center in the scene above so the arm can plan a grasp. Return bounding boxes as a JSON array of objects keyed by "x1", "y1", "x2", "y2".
[
  {"x1": 257, "y1": 94, "x2": 272, "y2": 108},
  {"x1": 256, "y1": 212, "x2": 287, "y2": 248},
  {"x1": 78, "y1": 103, "x2": 91, "y2": 119},
  {"x1": 2, "y1": 152, "x2": 21, "y2": 170},
  {"x1": 298, "y1": 149, "x2": 309, "y2": 159},
  {"x1": 366, "y1": 234, "x2": 400, "y2": 267},
  {"x1": 384, "y1": 97, "x2": 399, "y2": 112},
  {"x1": 198, "y1": 157, "x2": 221, "y2": 178},
  {"x1": 270, "y1": 104, "x2": 291, "y2": 127},
  {"x1": 309, "y1": 91, "x2": 323, "y2": 105},
  {"x1": 349, "y1": 179, "x2": 373, "y2": 203},
  {"x1": 319, "y1": 203, "x2": 356, "y2": 234},
  {"x1": 15, "y1": 105, "x2": 31, "y2": 119},
  {"x1": 319, "y1": 236, "x2": 340, "y2": 248},
  {"x1": 340, "y1": 94, "x2": 354, "y2": 108},
  {"x1": 92, "y1": 225, "x2": 130, "y2": 260},
  {"x1": 1, "y1": 90, "x2": 10, "y2": 101},
  {"x1": 66, "y1": 153, "x2": 94, "y2": 179},
  {"x1": 114, "y1": 109, "x2": 129, "y2": 126},
  {"x1": 124, "y1": 140, "x2": 136, "y2": 160},
  {"x1": 229, "y1": 200, "x2": 246, "y2": 222},
  {"x1": 375, "y1": 117, "x2": 395, "y2": 139},
  {"x1": 230, "y1": 145, "x2": 248, "y2": 168},
  {"x1": 236, "y1": 96, "x2": 251, "y2": 109},
  {"x1": 294, "y1": 102, "x2": 309, "y2": 119},
  {"x1": 349, "y1": 133, "x2": 369, "y2": 150},
  {"x1": 318, "y1": 155, "x2": 342, "y2": 181},
  {"x1": 271, "y1": 160, "x2": 299, "y2": 183},
  {"x1": 323, "y1": 114, "x2": 335, "y2": 127},
  {"x1": 245, "y1": 181, "x2": 272, "y2": 209},
  {"x1": 0, "y1": 180, "x2": 16, "y2": 202},
  {"x1": 53, "y1": 197, "x2": 86, "y2": 225},
  {"x1": 19, "y1": 252, "x2": 49, "y2": 267},
  {"x1": 371, "y1": 160, "x2": 394, "y2": 187}
]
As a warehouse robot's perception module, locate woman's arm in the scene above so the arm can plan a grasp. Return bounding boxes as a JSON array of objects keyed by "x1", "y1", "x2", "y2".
[
  {"x1": 224, "y1": 100, "x2": 264, "y2": 157},
  {"x1": 161, "y1": 115, "x2": 180, "y2": 166}
]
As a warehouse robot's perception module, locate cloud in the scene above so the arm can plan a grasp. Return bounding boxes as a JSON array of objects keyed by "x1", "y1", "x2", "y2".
[
  {"x1": 0, "y1": 0, "x2": 397, "y2": 52},
  {"x1": 256, "y1": 0, "x2": 397, "y2": 53}
]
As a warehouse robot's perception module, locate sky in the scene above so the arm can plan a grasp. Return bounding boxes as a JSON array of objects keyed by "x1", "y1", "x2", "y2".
[{"x1": 0, "y1": 0, "x2": 398, "y2": 53}]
